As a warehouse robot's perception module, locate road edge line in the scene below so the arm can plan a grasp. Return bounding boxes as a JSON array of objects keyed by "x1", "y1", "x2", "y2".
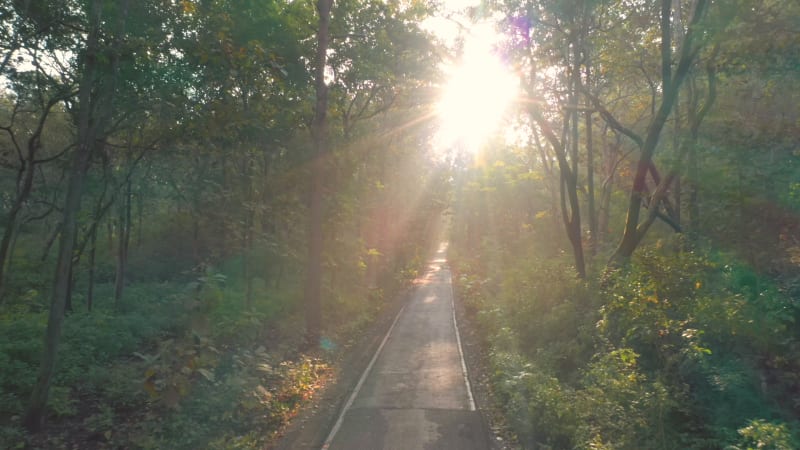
[
  {"x1": 320, "y1": 303, "x2": 406, "y2": 449},
  {"x1": 448, "y1": 267, "x2": 477, "y2": 411}
]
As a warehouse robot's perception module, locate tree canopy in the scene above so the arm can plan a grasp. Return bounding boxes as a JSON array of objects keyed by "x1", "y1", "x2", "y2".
[{"x1": 1, "y1": 0, "x2": 799, "y2": 447}]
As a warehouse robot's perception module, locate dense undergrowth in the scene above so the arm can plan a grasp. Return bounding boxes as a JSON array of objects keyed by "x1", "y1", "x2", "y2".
[
  {"x1": 1, "y1": 278, "x2": 318, "y2": 449},
  {"x1": 0, "y1": 231, "x2": 429, "y2": 449},
  {"x1": 452, "y1": 235, "x2": 800, "y2": 449}
]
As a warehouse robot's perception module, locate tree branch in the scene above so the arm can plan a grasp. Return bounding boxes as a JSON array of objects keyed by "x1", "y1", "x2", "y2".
[{"x1": 582, "y1": 89, "x2": 644, "y2": 149}]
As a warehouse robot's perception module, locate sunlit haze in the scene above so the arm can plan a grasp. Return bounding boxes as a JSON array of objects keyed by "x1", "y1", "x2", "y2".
[{"x1": 424, "y1": 15, "x2": 520, "y2": 158}]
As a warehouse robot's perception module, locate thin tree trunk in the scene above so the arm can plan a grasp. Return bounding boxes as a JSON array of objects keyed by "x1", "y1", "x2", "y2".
[
  {"x1": 137, "y1": 189, "x2": 143, "y2": 248},
  {"x1": 244, "y1": 234, "x2": 253, "y2": 307},
  {"x1": 598, "y1": 128, "x2": 621, "y2": 244},
  {"x1": 243, "y1": 161, "x2": 254, "y2": 308},
  {"x1": 115, "y1": 213, "x2": 123, "y2": 305},
  {"x1": 107, "y1": 220, "x2": 114, "y2": 253},
  {"x1": 611, "y1": 0, "x2": 708, "y2": 263},
  {"x1": 568, "y1": 46, "x2": 586, "y2": 277},
  {"x1": 673, "y1": 0, "x2": 684, "y2": 241},
  {"x1": 115, "y1": 143, "x2": 132, "y2": 309},
  {"x1": 0, "y1": 189, "x2": 27, "y2": 299},
  {"x1": 686, "y1": 47, "x2": 718, "y2": 238},
  {"x1": 532, "y1": 127, "x2": 559, "y2": 228},
  {"x1": 304, "y1": 0, "x2": 333, "y2": 346},
  {"x1": 586, "y1": 108, "x2": 596, "y2": 255},
  {"x1": 65, "y1": 259, "x2": 74, "y2": 314},
  {"x1": 40, "y1": 222, "x2": 61, "y2": 263},
  {"x1": 23, "y1": 0, "x2": 128, "y2": 430},
  {"x1": 674, "y1": 100, "x2": 682, "y2": 230},
  {"x1": 0, "y1": 95, "x2": 62, "y2": 299},
  {"x1": 23, "y1": 0, "x2": 102, "y2": 428},
  {"x1": 87, "y1": 225, "x2": 97, "y2": 312},
  {"x1": 528, "y1": 102, "x2": 585, "y2": 278},
  {"x1": 687, "y1": 76, "x2": 700, "y2": 235},
  {"x1": 114, "y1": 199, "x2": 128, "y2": 307}
]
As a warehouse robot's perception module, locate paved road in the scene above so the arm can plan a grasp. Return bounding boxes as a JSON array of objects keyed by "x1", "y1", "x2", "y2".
[{"x1": 322, "y1": 243, "x2": 490, "y2": 450}]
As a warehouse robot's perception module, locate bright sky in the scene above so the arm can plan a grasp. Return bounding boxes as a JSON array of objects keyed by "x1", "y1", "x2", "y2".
[{"x1": 422, "y1": 0, "x2": 520, "y2": 158}]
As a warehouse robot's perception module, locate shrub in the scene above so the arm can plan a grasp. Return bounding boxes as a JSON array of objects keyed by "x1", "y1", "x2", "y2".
[{"x1": 729, "y1": 419, "x2": 798, "y2": 450}]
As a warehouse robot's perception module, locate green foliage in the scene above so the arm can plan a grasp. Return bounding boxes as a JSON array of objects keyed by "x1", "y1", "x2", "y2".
[
  {"x1": 0, "y1": 312, "x2": 45, "y2": 415},
  {"x1": 453, "y1": 238, "x2": 800, "y2": 449},
  {"x1": 575, "y1": 349, "x2": 674, "y2": 449},
  {"x1": 138, "y1": 348, "x2": 329, "y2": 450},
  {"x1": 490, "y1": 350, "x2": 578, "y2": 448},
  {"x1": 0, "y1": 0, "x2": 441, "y2": 444},
  {"x1": 730, "y1": 419, "x2": 798, "y2": 450},
  {"x1": 83, "y1": 405, "x2": 115, "y2": 435},
  {"x1": 44, "y1": 386, "x2": 76, "y2": 419}
]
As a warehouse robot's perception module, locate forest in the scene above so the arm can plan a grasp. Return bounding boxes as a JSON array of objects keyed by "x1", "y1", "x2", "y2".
[{"x1": 0, "y1": 0, "x2": 798, "y2": 449}]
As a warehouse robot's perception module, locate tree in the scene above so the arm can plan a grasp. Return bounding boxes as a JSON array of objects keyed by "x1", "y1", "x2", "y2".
[
  {"x1": 23, "y1": 0, "x2": 130, "y2": 430},
  {"x1": 0, "y1": 87, "x2": 73, "y2": 301},
  {"x1": 500, "y1": 0, "x2": 600, "y2": 277},
  {"x1": 607, "y1": 0, "x2": 710, "y2": 262},
  {"x1": 304, "y1": 0, "x2": 334, "y2": 346}
]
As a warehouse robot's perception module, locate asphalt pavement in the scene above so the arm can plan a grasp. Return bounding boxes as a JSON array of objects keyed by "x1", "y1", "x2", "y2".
[{"x1": 322, "y1": 242, "x2": 490, "y2": 450}]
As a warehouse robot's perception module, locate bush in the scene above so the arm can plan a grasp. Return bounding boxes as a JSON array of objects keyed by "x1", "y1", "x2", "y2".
[
  {"x1": 453, "y1": 240, "x2": 800, "y2": 449},
  {"x1": 729, "y1": 419, "x2": 798, "y2": 450},
  {"x1": 0, "y1": 312, "x2": 46, "y2": 416}
]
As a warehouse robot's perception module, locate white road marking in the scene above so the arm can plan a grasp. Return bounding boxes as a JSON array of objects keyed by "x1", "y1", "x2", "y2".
[
  {"x1": 320, "y1": 304, "x2": 406, "y2": 450},
  {"x1": 448, "y1": 266, "x2": 477, "y2": 411}
]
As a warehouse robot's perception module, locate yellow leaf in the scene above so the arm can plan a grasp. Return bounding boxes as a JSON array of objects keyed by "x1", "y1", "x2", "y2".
[
  {"x1": 181, "y1": 0, "x2": 196, "y2": 14},
  {"x1": 143, "y1": 379, "x2": 158, "y2": 398}
]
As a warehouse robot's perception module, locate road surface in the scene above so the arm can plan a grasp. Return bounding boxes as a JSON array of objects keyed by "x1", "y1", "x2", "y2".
[{"x1": 321, "y1": 242, "x2": 490, "y2": 450}]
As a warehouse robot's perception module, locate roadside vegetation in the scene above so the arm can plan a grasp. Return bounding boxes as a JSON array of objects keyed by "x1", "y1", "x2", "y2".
[
  {"x1": 2, "y1": 0, "x2": 798, "y2": 449},
  {"x1": 0, "y1": 0, "x2": 444, "y2": 447},
  {"x1": 450, "y1": 1, "x2": 800, "y2": 448}
]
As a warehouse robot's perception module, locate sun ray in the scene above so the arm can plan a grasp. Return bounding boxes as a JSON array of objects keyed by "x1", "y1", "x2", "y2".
[{"x1": 434, "y1": 23, "x2": 519, "y2": 158}]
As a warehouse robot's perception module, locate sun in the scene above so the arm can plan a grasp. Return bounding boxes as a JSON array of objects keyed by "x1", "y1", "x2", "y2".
[{"x1": 435, "y1": 24, "x2": 518, "y2": 156}]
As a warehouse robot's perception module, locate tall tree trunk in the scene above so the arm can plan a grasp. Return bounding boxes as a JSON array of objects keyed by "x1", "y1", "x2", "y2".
[
  {"x1": 532, "y1": 127, "x2": 559, "y2": 228},
  {"x1": 597, "y1": 128, "x2": 620, "y2": 244},
  {"x1": 528, "y1": 103, "x2": 585, "y2": 278},
  {"x1": 88, "y1": 151, "x2": 111, "y2": 312},
  {"x1": 567, "y1": 46, "x2": 586, "y2": 277},
  {"x1": 137, "y1": 189, "x2": 143, "y2": 248},
  {"x1": 115, "y1": 139, "x2": 133, "y2": 308},
  {"x1": 0, "y1": 180, "x2": 29, "y2": 300},
  {"x1": 107, "y1": 220, "x2": 114, "y2": 253},
  {"x1": 23, "y1": 1, "x2": 101, "y2": 429},
  {"x1": 243, "y1": 160, "x2": 254, "y2": 308},
  {"x1": 23, "y1": 0, "x2": 128, "y2": 430},
  {"x1": 686, "y1": 47, "x2": 718, "y2": 238},
  {"x1": 674, "y1": 98, "x2": 682, "y2": 231},
  {"x1": 687, "y1": 76, "x2": 700, "y2": 236},
  {"x1": 611, "y1": 0, "x2": 708, "y2": 263},
  {"x1": 65, "y1": 259, "x2": 74, "y2": 314},
  {"x1": 114, "y1": 182, "x2": 130, "y2": 308},
  {"x1": 304, "y1": 0, "x2": 333, "y2": 346},
  {"x1": 586, "y1": 108, "x2": 596, "y2": 255},
  {"x1": 40, "y1": 222, "x2": 61, "y2": 263},
  {"x1": 87, "y1": 224, "x2": 97, "y2": 312},
  {"x1": 673, "y1": 0, "x2": 684, "y2": 235}
]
